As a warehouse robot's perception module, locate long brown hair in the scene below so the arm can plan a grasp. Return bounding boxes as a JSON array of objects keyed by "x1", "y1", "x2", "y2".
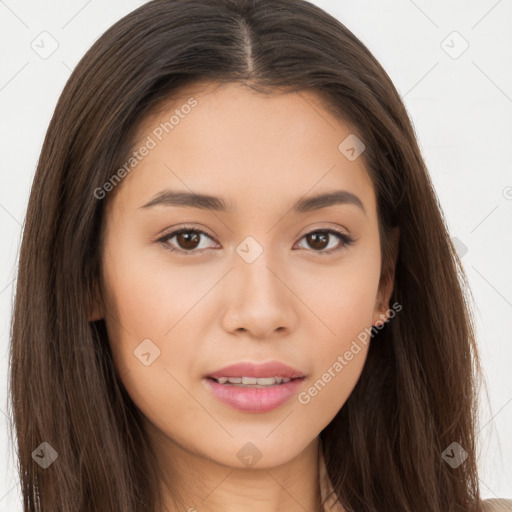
[{"x1": 9, "y1": 0, "x2": 485, "y2": 510}]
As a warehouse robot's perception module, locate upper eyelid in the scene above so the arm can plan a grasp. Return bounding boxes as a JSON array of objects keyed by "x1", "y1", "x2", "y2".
[
  {"x1": 158, "y1": 224, "x2": 349, "y2": 240},
  {"x1": 159, "y1": 226, "x2": 216, "y2": 242}
]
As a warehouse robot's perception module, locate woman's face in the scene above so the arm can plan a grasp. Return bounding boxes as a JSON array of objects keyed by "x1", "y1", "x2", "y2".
[{"x1": 93, "y1": 81, "x2": 395, "y2": 469}]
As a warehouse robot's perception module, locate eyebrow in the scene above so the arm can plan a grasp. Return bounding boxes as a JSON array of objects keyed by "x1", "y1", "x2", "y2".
[{"x1": 139, "y1": 189, "x2": 366, "y2": 216}]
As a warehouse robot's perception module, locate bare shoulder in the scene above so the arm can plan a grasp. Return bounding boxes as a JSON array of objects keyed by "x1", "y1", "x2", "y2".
[{"x1": 481, "y1": 499, "x2": 512, "y2": 511}]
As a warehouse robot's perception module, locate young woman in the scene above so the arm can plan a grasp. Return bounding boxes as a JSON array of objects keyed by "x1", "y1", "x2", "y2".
[{"x1": 8, "y1": 0, "x2": 512, "y2": 511}]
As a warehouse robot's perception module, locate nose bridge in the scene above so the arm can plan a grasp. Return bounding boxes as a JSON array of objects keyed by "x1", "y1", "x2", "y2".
[
  {"x1": 234, "y1": 235, "x2": 283, "y2": 305},
  {"x1": 221, "y1": 234, "x2": 295, "y2": 336}
]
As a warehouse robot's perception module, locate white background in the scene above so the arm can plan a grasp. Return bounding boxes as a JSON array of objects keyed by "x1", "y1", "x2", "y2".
[{"x1": 0, "y1": 0, "x2": 511, "y2": 509}]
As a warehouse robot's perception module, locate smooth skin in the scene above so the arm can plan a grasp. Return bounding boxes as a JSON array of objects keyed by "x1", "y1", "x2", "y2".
[{"x1": 90, "y1": 81, "x2": 399, "y2": 512}]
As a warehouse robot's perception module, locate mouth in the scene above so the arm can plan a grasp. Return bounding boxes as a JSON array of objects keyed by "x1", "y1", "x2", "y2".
[
  {"x1": 206, "y1": 375, "x2": 306, "y2": 387},
  {"x1": 203, "y1": 361, "x2": 307, "y2": 412},
  {"x1": 203, "y1": 375, "x2": 306, "y2": 413}
]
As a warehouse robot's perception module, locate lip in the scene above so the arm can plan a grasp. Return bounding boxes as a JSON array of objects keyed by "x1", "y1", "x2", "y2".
[
  {"x1": 203, "y1": 360, "x2": 306, "y2": 413},
  {"x1": 206, "y1": 360, "x2": 306, "y2": 379},
  {"x1": 203, "y1": 376, "x2": 305, "y2": 413}
]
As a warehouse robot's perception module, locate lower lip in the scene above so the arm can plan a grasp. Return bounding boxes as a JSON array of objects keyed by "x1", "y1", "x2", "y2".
[{"x1": 203, "y1": 377, "x2": 305, "y2": 413}]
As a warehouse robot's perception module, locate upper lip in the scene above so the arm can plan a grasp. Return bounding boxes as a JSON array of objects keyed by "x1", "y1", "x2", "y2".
[{"x1": 206, "y1": 361, "x2": 306, "y2": 379}]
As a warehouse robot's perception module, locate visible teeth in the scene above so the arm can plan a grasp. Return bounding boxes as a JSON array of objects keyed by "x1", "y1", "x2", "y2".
[{"x1": 215, "y1": 376, "x2": 293, "y2": 386}]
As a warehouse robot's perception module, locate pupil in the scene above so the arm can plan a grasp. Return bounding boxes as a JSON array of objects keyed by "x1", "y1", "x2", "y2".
[
  {"x1": 308, "y1": 232, "x2": 328, "y2": 250},
  {"x1": 178, "y1": 232, "x2": 199, "y2": 249}
]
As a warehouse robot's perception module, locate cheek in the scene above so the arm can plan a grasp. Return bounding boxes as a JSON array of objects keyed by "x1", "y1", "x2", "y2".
[
  {"x1": 295, "y1": 281, "x2": 375, "y2": 426},
  {"x1": 99, "y1": 232, "x2": 216, "y2": 419},
  {"x1": 295, "y1": 238, "x2": 382, "y2": 338},
  {"x1": 100, "y1": 243, "x2": 205, "y2": 439},
  {"x1": 292, "y1": 242, "x2": 381, "y2": 417},
  {"x1": 297, "y1": 344, "x2": 368, "y2": 422},
  {"x1": 101, "y1": 232, "x2": 200, "y2": 342}
]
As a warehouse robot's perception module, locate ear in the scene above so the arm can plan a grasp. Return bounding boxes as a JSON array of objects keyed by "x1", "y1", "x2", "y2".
[
  {"x1": 372, "y1": 226, "x2": 400, "y2": 327},
  {"x1": 88, "y1": 280, "x2": 105, "y2": 322}
]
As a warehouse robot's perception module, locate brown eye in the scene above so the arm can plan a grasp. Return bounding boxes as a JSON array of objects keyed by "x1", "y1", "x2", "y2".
[
  {"x1": 305, "y1": 232, "x2": 329, "y2": 250},
  {"x1": 295, "y1": 229, "x2": 353, "y2": 253},
  {"x1": 158, "y1": 227, "x2": 353, "y2": 256},
  {"x1": 175, "y1": 231, "x2": 201, "y2": 250},
  {"x1": 158, "y1": 228, "x2": 218, "y2": 254}
]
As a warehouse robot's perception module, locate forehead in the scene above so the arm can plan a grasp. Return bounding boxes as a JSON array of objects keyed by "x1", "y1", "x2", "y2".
[{"x1": 108, "y1": 81, "x2": 376, "y2": 219}]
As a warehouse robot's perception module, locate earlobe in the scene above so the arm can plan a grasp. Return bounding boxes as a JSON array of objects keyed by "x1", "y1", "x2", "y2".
[
  {"x1": 372, "y1": 226, "x2": 400, "y2": 327},
  {"x1": 372, "y1": 302, "x2": 389, "y2": 327}
]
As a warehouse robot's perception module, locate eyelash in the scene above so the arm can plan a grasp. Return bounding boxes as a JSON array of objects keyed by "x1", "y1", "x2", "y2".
[{"x1": 157, "y1": 225, "x2": 354, "y2": 256}]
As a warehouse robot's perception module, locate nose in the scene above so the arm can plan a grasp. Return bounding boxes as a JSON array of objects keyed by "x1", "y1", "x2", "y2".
[{"x1": 220, "y1": 248, "x2": 298, "y2": 339}]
